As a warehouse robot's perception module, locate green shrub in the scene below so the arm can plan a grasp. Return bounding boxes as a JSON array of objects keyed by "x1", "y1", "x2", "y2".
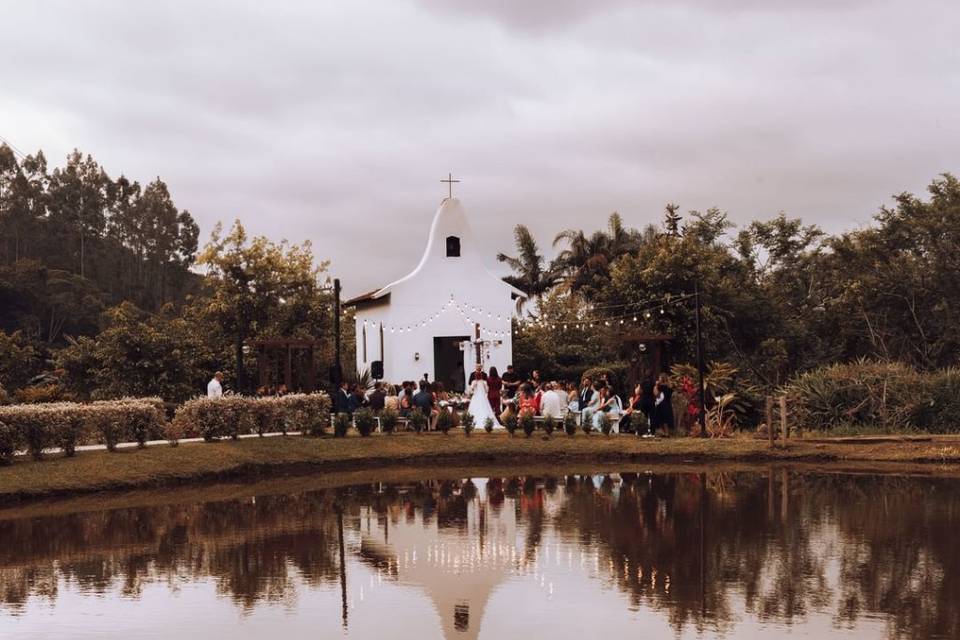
[
  {"x1": 600, "y1": 413, "x2": 613, "y2": 436},
  {"x1": 581, "y1": 414, "x2": 593, "y2": 435},
  {"x1": 564, "y1": 412, "x2": 577, "y2": 436},
  {"x1": 333, "y1": 412, "x2": 351, "y2": 438},
  {"x1": 542, "y1": 415, "x2": 555, "y2": 437},
  {"x1": 504, "y1": 414, "x2": 518, "y2": 436},
  {"x1": 520, "y1": 412, "x2": 535, "y2": 437},
  {"x1": 354, "y1": 408, "x2": 376, "y2": 437},
  {"x1": 0, "y1": 421, "x2": 19, "y2": 464},
  {"x1": 785, "y1": 359, "x2": 922, "y2": 431},
  {"x1": 164, "y1": 420, "x2": 184, "y2": 447},
  {"x1": 172, "y1": 393, "x2": 331, "y2": 441},
  {"x1": 436, "y1": 409, "x2": 456, "y2": 434},
  {"x1": 461, "y1": 411, "x2": 475, "y2": 436},
  {"x1": 484, "y1": 417, "x2": 494, "y2": 433},
  {"x1": 409, "y1": 409, "x2": 427, "y2": 434},
  {"x1": 918, "y1": 368, "x2": 960, "y2": 433},
  {"x1": 380, "y1": 407, "x2": 399, "y2": 435},
  {"x1": 50, "y1": 411, "x2": 84, "y2": 457}
]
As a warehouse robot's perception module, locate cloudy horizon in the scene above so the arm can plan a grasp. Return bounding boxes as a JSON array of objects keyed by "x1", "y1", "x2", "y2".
[{"x1": 3, "y1": 0, "x2": 957, "y2": 296}]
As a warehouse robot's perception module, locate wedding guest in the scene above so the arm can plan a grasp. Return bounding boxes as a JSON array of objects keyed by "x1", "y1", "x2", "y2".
[
  {"x1": 207, "y1": 371, "x2": 224, "y2": 398},
  {"x1": 578, "y1": 376, "x2": 595, "y2": 411},
  {"x1": 581, "y1": 381, "x2": 603, "y2": 427},
  {"x1": 384, "y1": 385, "x2": 400, "y2": 411},
  {"x1": 651, "y1": 374, "x2": 675, "y2": 435},
  {"x1": 594, "y1": 385, "x2": 623, "y2": 431},
  {"x1": 619, "y1": 384, "x2": 643, "y2": 434},
  {"x1": 500, "y1": 399, "x2": 517, "y2": 424},
  {"x1": 487, "y1": 367, "x2": 503, "y2": 414},
  {"x1": 518, "y1": 383, "x2": 538, "y2": 417},
  {"x1": 334, "y1": 380, "x2": 352, "y2": 414},
  {"x1": 540, "y1": 382, "x2": 565, "y2": 420},
  {"x1": 368, "y1": 381, "x2": 386, "y2": 412},
  {"x1": 348, "y1": 384, "x2": 365, "y2": 412},
  {"x1": 399, "y1": 381, "x2": 414, "y2": 416},
  {"x1": 413, "y1": 380, "x2": 437, "y2": 428},
  {"x1": 566, "y1": 382, "x2": 580, "y2": 413},
  {"x1": 501, "y1": 365, "x2": 521, "y2": 399},
  {"x1": 528, "y1": 369, "x2": 542, "y2": 389}
]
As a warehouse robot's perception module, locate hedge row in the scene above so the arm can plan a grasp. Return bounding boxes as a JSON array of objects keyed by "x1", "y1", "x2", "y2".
[
  {"x1": 0, "y1": 398, "x2": 166, "y2": 462},
  {"x1": 785, "y1": 360, "x2": 960, "y2": 432},
  {"x1": 170, "y1": 393, "x2": 332, "y2": 442}
]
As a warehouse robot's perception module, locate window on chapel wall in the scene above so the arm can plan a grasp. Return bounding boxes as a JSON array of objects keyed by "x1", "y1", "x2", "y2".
[{"x1": 446, "y1": 236, "x2": 461, "y2": 257}]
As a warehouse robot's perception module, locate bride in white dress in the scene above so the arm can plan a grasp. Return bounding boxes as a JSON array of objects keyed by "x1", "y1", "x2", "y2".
[{"x1": 467, "y1": 377, "x2": 502, "y2": 428}]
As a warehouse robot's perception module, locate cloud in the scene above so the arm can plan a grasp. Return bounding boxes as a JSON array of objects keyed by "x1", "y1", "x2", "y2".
[{"x1": 1, "y1": 0, "x2": 957, "y2": 296}]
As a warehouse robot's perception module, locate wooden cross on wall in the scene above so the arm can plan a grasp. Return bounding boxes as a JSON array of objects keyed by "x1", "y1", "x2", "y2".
[
  {"x1": 441, "y1": 172, "x2": 460, "y2": 199},
  {"x1": 474, "y1": 323, "x2": 482, "y2": 366}
]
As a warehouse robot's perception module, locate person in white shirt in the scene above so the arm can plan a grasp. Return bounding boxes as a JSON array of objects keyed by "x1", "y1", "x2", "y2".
[
  {"x1": 207, "y1": 371, "x2": 224, "y2": 398},
  {"x1": 539, "y1": 382, "x2": 565, "y2": 420}
]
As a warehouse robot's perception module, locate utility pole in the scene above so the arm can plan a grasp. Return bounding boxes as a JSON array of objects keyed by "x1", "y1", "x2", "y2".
[
  {"x1": 695, "y1": 279, "x2": 707, "y2": 438},
  {"x1": 333, "y1": 278, "x2": 342, "y2": 386}
]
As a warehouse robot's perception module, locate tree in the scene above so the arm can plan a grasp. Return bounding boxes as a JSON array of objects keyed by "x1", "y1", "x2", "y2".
[
  {"x1": 195, "y1": 221, "x2": 333, "y2": 392},
  {"x1": 496, "y1": 225, "x2": 558, "y2": 305}
]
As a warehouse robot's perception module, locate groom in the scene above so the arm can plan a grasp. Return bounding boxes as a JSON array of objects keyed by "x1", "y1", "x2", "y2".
[{"x1": 468, "y1": 364, "x2": 487, "y2": 384}]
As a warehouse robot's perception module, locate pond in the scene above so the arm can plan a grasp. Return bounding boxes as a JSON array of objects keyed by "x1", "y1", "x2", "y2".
[{"x1": 0, "y1": 467, "x2": 957, "y2": 639}]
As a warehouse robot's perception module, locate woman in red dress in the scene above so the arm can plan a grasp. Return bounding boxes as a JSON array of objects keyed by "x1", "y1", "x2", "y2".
[{"x1": 487, "y1": 367, "x2": 502, "y2": 414}]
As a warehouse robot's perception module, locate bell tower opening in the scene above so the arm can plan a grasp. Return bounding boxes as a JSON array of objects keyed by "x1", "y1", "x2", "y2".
[{"x1": 445, "y1": 235, "x2": 461, "y2": 257}]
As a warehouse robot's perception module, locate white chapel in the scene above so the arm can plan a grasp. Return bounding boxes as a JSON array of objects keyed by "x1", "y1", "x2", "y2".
[{"x1": 345, "y1": 196, "x2": 525, "y2": 391}]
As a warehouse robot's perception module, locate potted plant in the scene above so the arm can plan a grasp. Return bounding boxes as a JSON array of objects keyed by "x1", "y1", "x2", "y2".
[
  {"x1": 564, "y1": 412, "x2": 577, "y2": 436},
  {"x1": 436, "y1": 409, "x2": 455, "y2": 434},
  {"x1": 542, "y1": 415, "x2": 555, "y2": 437},
  {"x1": 333, "y1": 412, "x2": 351, "y2": 438},
  {"x1": 484, "y1": 417, "x2": 495, "y2": 434},
  {"x1": 461, "y1": 411, "x2": 475, "y2": 436},
  {"x1": 354, "y1": 408, "x2": 376, "y2": 437},
  {"x1": 380, "y1": 407, "x2": 399, "y2": 435},
  {"x1": 520, "y1": 412, "x2": 536, "y2": 438},
  {"x1": 600, "y1": 412, "x2": 613, "y2": 436},
  {"x1": 504, "y1": 414, "x2": 518, "y2": 437},
  {"x1": 581, "y1": 414, "x2": 593, "y2": 436},
  {"x1": 409, "y1": 408, "x2": 427, "y2": 434}
]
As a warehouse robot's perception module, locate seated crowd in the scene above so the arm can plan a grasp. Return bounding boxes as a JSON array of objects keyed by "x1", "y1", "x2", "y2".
[{"x1": 332, "y1": 365, "x2": 677, "y2": 436}]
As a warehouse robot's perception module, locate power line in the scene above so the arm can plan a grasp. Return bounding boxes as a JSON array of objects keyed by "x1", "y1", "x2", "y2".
[{"x1": 0, "y1": 135, "x2": 28, "y2": 160}]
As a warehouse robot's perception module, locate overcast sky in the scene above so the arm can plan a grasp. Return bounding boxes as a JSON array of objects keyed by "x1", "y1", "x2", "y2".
[{"x1": 3, "y1": 0, "x2": 958, "y2": 295}]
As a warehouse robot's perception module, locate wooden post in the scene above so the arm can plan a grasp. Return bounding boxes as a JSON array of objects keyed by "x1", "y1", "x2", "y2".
[
  {"x1": 766, "y1": 396, "x2": 774, "y2": 448},
  {"x1": 779, "y1": 395, "x2": 788, "y2": 441},
  {"x1": 794, "y1": 397, "x2": 802, "y2": 438}
]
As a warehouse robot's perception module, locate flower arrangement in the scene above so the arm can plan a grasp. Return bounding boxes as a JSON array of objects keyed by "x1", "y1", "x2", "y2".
[
  {"x1": 520, "y1": 412, "x2": 536, "y2": 438},
  {"x1": 483, "y1": 417, "x2": 494, "y2": 434},
  {"x1": 380, "y1": 407, "x2": 399, "y2": 435},
  {"x1": 436, "y1": 409, "x2": 456, "y2": 434}
]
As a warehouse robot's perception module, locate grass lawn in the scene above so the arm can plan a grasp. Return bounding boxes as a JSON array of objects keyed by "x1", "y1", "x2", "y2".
[{"x1": 3, "y1": 430, "x2": 960, "y2": 503}]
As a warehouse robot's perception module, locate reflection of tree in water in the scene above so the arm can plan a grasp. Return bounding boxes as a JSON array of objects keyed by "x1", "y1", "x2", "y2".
[{"x1": 0, "y1": 471, "x2": 958, "y2": 639}]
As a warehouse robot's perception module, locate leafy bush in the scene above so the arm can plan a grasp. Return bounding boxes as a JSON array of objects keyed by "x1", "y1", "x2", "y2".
[
  {"x1": 483, "y1": 417, "x2": 494, "y2": 434},
  {"x1": 436, "y1": 409, "x2": 456, "y2": 434},
  {"x1": 409, "y1": 409, "x2": 427, "y2": 434},
  {"x1": 381, "y1": 407, "x2": 399, "y2": 435},
  {"x1": 564, "y1": 412, "x2": 577, "y2": 436},
  {"x1": 172, "y1": 393, "x2": 331, "y2": 441},
  {"x1": 333, "y1": 412, "x2": 351, "y2": 438},
  {"x1": 520, "y1": 412, "x2": 535, "y2": 437},
  {"x1": 354, "y1": 408, "x2": 376, "y2": 437},
  {"x1": 461, "y1": 411, "x2": 475, "y2": 436},
  {"x1": 14, "y1": 384, "x2": 71, "y2": 405},
  {"x1": 0, "y1": 398, "x2": 164, "y2": 456},
  {"x1": 542, "y1": 415, "x2": 555, "y2": 437},
  {"x1": 581, "y1": 414, "x2": 593, "y2": 435},
  {"x1": 917, "y1": 368, "x2": 960, "y2": 433},
  {"x1": 0, "y1": 421, "x2": 17, "y2": 464},
  {"x1": 504, "y1": 413, "x2": 518, "y2": 436},
  {"x1": 164, "y1": 420, "x2": 184, "y2": 447},
  {"x1": 785, "y1": 359, "x2": 922, "y2": 431}
]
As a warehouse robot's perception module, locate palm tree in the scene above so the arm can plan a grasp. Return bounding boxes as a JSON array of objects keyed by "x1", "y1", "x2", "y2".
[
  {"x1": 497, "y1": 225, "x2": 558, "y2": 304},
  {"x1": 551, "y1": 212, "x2": 642, "y2": 292}
]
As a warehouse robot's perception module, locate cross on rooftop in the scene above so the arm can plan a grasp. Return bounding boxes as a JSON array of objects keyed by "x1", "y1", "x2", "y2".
[{"x1": 441, "y1": 172, "x2": 460, "y2": 198}]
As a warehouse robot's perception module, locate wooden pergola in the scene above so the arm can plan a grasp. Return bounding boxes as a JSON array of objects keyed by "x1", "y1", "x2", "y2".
[
  {"x1": 619, "y1": 332, "x2": 673, "y2": 388},
  {"x1": 255, "y1": 338, "x2": 321, "y2": 393}
]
